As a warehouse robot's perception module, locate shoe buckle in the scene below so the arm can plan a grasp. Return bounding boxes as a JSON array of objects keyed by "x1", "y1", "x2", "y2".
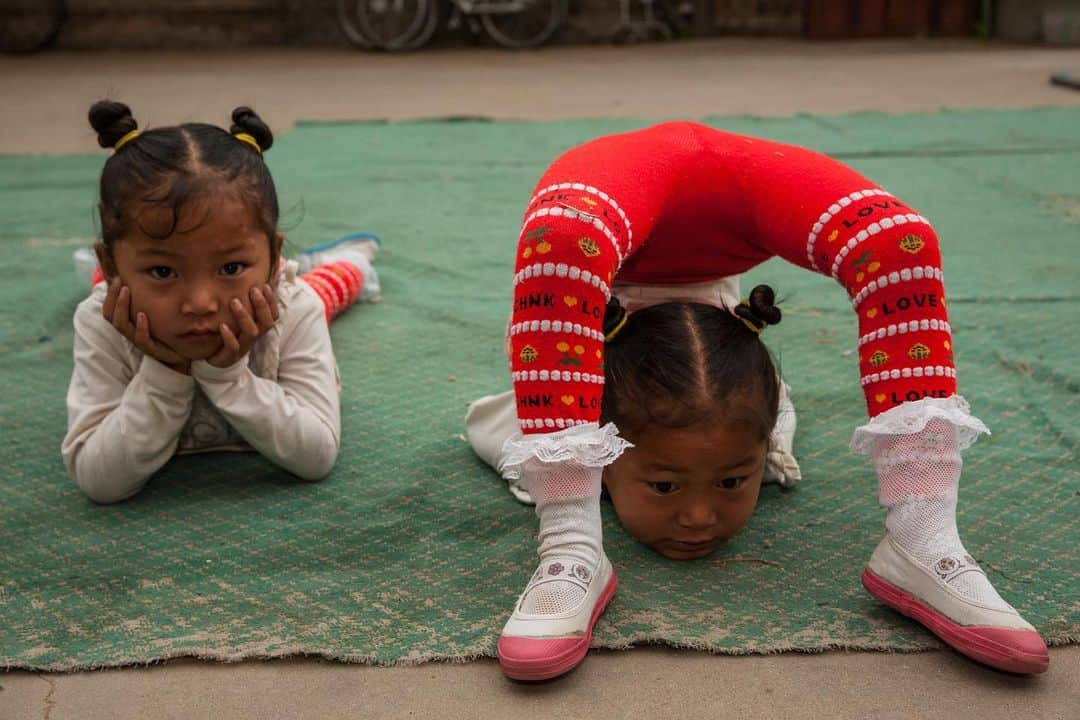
[
  {"x1": 522, "y1": 561, "x2": 593, "y2": 601},
  {"x1": 934, "y1": 554, "x2": 985, "y2": 582}
]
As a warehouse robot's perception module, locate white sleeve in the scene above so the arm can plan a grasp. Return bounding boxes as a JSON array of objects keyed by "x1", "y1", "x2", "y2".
[
  {"x1": 189, "y1": 287, "x2": 340, "y2": 481},
  {"x1": 61, "y1": 299, "x2": 196, "y2": 504}
]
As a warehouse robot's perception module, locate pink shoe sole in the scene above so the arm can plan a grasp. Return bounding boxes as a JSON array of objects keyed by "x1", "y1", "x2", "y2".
[
  {"x1": 497, "y1": 572, "x2": 618, "y2": 681},
  {"x1": 862, "y1": 568, "x2": 1049, "y2": 674}
]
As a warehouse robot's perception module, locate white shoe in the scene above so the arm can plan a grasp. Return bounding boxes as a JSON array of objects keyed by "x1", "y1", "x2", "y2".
[
  {"x1": 863, "y1": 533, "x2": 1048, "y2": 674},
  {"x1": 498, "y1": 553, "x2": 617, "y2": 681}
]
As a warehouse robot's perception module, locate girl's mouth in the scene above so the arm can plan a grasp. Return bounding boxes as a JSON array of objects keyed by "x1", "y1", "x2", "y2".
[
  {"x1": 670, "y1": 539, "x2": 717, "y2": 550},
  {"x1": 662, "y1": 538, "x2": 720, "y2": 558},
  {"x1": 180, "y1": 329, "x2": 218, "y2": 340}
]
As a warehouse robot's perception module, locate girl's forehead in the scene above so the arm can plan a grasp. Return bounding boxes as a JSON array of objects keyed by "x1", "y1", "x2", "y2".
[
  {"x1": 121, "y1": 195, "x2": 264, "y2": 247},
  {"x1": 628, "y1": 422, "x2": 766, "y2": 468}
]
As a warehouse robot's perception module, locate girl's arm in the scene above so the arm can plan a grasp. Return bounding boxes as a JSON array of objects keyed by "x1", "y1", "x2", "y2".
[
  {"x1": 62, "y1": 297, "x2": 196, "y2": 503},
  {"x1": 190, "y1": 285, "x2": 340, "y2": 481}
]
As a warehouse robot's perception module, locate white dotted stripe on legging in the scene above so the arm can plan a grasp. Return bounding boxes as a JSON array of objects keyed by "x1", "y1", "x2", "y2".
[
  {"x1": 851, "y1": 265, "x2": 945, "y2": 309},
  {"x1": 512, "y1": 262, "x2": 612, "y2": 302},
  {"x1": 830, "y1": 213, "x2": 932, "y2": 280},
  {"x1": 509, "y1": 320, "x2": 605, "y2": 343},
  {"x1": 805, "y1": 188, "x2": 890, "y2": 271},
  {"x1": 520, "y1": 205, "x2": 625, "y2": 269},
  {"x1": 519, "y1": 417, "x2": 594, "y2": 430},
  {"x1": 857, "y1": 319, "x2": 952, "y2": 348},
  {"x1": 860, "y1": 366, "x2": 957, "y2": 386},
  {"x1": 512, "y1": 370, "x2": 605, "y2": 384},
  {"x1": 526, "y1": 182, "x2": 633, "y2": 251}
]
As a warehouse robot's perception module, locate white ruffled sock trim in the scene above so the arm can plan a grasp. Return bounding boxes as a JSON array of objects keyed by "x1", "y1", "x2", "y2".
[
  {"x1": 501, "y1": 422, "x2": 633, "y2": 481},
  {"x1": 850, "y1": 395, "x2": 990, "y2": 456}
]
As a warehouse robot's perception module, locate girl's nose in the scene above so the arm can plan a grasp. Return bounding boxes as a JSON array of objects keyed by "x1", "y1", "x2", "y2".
[
  {"x1": 182, "y1": 283, "x2": 220, "y2": 316},
  {"x1": 676, "y1": 501, "x2": 718, "y2": 530}
]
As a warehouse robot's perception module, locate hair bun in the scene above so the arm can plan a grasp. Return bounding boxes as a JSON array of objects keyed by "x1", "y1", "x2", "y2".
[
  {"x1": 88, "y1": 100, "x2": 138, "y2": 149},
  {"x1": 734, "y1": 283, "x2": 782, "y2": 331},
  {"x1": 603, "y1": 296, "x2": 628, "y2": 341},
  {"x1": 229, "y1": 106, "x2": 273, "y2": 152}
]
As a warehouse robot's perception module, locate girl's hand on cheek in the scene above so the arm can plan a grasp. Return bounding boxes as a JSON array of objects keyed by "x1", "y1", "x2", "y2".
[
  {"x1": 206, "y1": 284, "x2": 280, "y2": 368},
  {"x1": 102, "y1": 280, "x2": 191, "y2": 374}
]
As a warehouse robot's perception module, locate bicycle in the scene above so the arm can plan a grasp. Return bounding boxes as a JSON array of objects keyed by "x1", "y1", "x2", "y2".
[
  {"x1": 337, "y1": 0, "x2": 566, "y2": 51},
  {"x1": 607, "y1": 0, "x2": 693, "y2": 43}
]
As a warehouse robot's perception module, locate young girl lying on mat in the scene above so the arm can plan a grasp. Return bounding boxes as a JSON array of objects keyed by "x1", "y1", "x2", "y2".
[
  {"x1": 465, "y1": 122, "x2": 1049, "y2": 680},
  {"x1": 62, "y1": 101, "x2": 379, "y2": 504}
]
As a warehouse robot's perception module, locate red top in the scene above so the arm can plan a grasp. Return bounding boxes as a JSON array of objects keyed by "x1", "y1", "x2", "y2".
[{"x1": 509, "y1": 122, "x2": 955, "y2": 433}]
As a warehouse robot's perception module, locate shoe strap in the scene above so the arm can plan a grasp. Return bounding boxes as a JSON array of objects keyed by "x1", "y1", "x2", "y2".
[{"x1": 933, "y1": 553, "x2": 987, "y2": 584}]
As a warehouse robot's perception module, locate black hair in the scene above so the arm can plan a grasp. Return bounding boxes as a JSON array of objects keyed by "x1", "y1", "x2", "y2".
[
  {"x1": 600, "y1": 284, "x2": 783, "y2": 442},
  {"x1": 88, "y1": 100, "x2": 279, "y2": 255}
]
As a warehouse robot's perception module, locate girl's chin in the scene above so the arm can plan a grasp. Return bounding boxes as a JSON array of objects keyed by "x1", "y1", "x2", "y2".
[
  {"x1": 651, "y1": 541, "x2": 722, "y2": 561},
  {"x1": 171, "y1": 338, "x2": 223, "y2": 359}
]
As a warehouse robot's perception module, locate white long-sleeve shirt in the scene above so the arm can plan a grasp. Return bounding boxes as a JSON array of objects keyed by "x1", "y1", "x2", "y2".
[{"x1": 61, "y1": 262, "x2": 341, "y2": 503}]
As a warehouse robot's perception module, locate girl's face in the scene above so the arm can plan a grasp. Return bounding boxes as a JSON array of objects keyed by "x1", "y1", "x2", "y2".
[
  {"x1": 603, "y1": 420, "x2": 766, "y2": 560},
  {"x1": 98, "y1": 195, "x2": 280, "y2": 361}
]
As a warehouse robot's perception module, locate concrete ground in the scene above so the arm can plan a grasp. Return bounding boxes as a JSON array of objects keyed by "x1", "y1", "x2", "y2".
[
  {"x1": 2, "y1": 38, "x2": 1079, "y2": 719},
  {"x1": 2, "y1": 39, "x2": 1080, "y2": 155}
]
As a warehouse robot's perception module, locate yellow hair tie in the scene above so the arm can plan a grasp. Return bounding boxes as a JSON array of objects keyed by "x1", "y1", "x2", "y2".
[
  {"x1": 604, "y1": 312, "x2": 629, "y2": 342},
  {"x1": 112, "y1": 129, "x2": 140, "y2": 151},
  {"x1": 738, "y1": 299, "x2": 765, "y2": 335},
  {"x1": 233, "y1": 132, "x2": 262, "y2": 154}
]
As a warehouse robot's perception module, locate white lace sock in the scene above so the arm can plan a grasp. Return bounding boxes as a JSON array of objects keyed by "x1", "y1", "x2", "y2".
[
  {"x1": 873, "y1": 419, "x2": 1010, "y2": 609},
  {"x1": 518, "y1": 460, "x2": 603, "y2": 615}
]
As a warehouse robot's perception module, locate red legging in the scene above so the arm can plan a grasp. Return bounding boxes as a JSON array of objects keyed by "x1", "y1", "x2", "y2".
[{"x1": 509, "y1": 122, "x2": 954, "y2": 435}]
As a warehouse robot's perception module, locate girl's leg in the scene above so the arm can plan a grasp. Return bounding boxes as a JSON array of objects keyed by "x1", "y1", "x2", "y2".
[
  {"x1": 861, "y1": 417, "x2": 1049, "y2": 673},
  {"x1": 297, "y1": 233, "x2": 382, "y2": 322},
  {"x1": 496, "y1": 459, "x2": 616, "y2": 682},
  {"x1": 301, "y1": 261, "x2": 366, "y2": 322}
]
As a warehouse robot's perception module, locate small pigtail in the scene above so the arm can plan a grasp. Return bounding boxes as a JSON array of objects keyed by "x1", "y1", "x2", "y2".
[
  {"x1": 734, "y1": 284, "x2": 782, "y2": 335},
  {"x1": 229, "y1": 106, "x2": 274, "y2": 153},
  {"x1": 88, "y1": 100, "x2": 138, "y2": 150},
  {"x1": 603, "y1": 297, "x2": 629, "y2": 342}
]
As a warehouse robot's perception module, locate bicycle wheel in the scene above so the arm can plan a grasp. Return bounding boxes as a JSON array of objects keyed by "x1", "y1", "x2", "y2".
[
  {"x1": 392, "y1": 0, "x2": 440, "y2": 52},
  {"x1": 0, "y1": 0, "x2": 66, "y2": 55},
  {"x1": 337, "y1": 0, "x2": 375, "y2": 47},
  {"x1": 337, "y1": 0, "x2": 432, "y2": 51},
  {"x1": 480, "y1": 0, "x2": 566, "y2": 49}
]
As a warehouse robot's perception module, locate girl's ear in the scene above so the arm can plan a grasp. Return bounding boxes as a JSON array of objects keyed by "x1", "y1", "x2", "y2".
[{"x1": 93, "y1": 242, "x2": 117, "y2": 280}]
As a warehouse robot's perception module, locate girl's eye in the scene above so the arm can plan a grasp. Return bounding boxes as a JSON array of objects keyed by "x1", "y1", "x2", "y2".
[
  {"x1": 718, "y1": 477, "x2": 745, "y2": 490},
  {"x1": 148, "y1": 266, "x2": 175, "y2": 280},
  {"x1": 221, "y1": 262, "x2": 246, "y2": 276},
  {"x1": 647, "y1": 481, "x2": 678, "y2": 495}
]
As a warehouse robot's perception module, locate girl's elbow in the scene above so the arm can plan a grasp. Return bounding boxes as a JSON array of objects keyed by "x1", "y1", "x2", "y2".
[
  {"x1": 73, "y1": 473, "x2": 142, "y2": 504},
  {"x1": 294, "y1": 439, "x2": 339, "y2": 482},
  {"x1": 65, "y1": 449, "x2": 142, "y2": 504}
]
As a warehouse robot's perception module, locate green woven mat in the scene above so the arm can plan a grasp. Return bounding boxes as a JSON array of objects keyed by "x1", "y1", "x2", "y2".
[{"x1": 1, "y1": 109, "x2": 1077, "y2": 671}]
